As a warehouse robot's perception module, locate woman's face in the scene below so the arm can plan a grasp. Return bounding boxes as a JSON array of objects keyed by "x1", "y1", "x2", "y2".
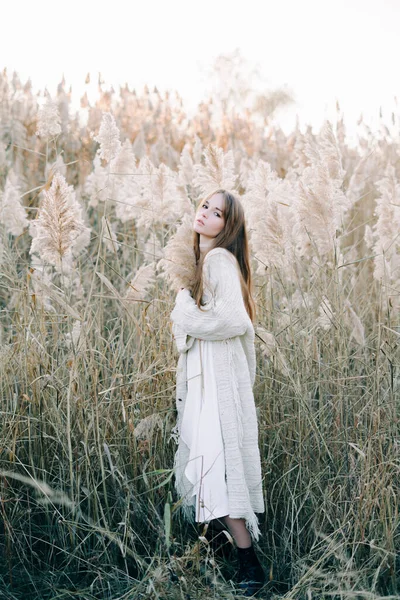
[{"x1": 193, "y1": 193, "x2": 226, "y2": 239}]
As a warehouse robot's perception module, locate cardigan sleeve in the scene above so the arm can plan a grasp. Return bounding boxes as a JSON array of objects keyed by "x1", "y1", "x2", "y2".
[
  {"x1": 170, "y1": 249, "x2": 251, "y2": 343},
  {"x1": 171, "y1": 320, "x2": 196, "y2": 353}
]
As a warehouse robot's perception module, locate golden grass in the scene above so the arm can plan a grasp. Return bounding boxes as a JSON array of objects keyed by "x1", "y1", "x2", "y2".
[{"x1": 0, "y1": 69, "x2": 399, "y2": 599}]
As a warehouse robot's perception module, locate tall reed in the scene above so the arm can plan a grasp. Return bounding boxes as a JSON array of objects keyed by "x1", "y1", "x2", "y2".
[{"x1": 0, "y1": 69, "x2": 398, "y2": 599}]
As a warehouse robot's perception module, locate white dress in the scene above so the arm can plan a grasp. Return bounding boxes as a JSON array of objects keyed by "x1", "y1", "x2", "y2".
[{"x1": 180, "y1": 337, "x2": 230, "y2": 522}]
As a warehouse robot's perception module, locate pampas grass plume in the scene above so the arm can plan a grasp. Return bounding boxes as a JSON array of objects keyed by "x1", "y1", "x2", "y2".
[
  {"x1": 133, "y1": 413, "x2": 163, "y2": 441},
  {"x1": 29, "y1": 173, "x2": 91, "y2": 270},
  {"x1": 125, "y1": 262, "x2": 156, "y2": 302},
  {"x1": 85, "y1": 154, "x2": 109, "y2": 207},
  {"x1": 36, "y1": 95, "x2": 61, "y2": 138},
  {"x1": 372, "y1": 164, "x2": 400, "y2": 283},
  {"x1": 157, "y1": 212, "x2": 196, "y2": 291},
  {"x1": 93, "y1": 112, "x2": 121, "y2": 163},
  {"x1": 193, "y1": 144, "x2": 237, "y2": 195},
  {"x1": 178, "y1": 143, "x2": 195, "y2": 186},
  {"x1": 0, "y1": 169, "x2": 29, "y2": 236},
  {"x1": 316, "y1": 296, "x2": 335, "y2": 331}
]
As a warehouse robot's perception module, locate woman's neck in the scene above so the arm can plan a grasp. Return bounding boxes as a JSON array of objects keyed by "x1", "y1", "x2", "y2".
[{"x1": 199, "y1": 235, "x2": 215, "y2": 258}]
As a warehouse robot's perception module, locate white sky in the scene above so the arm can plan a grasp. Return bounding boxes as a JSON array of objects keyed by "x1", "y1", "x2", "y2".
[{"x1": 2, "y1": 0, "x2": 399, "y2": 141}]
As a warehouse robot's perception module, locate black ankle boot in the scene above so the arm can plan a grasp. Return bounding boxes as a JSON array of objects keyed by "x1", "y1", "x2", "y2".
[{"x1": 236, "y1": 544, "x2": 265, "y2": 596}]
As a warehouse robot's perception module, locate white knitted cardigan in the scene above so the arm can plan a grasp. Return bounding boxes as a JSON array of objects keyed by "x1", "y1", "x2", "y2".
[{"x1": 170, "y1": 247, "x2": 265, "y2": 540}]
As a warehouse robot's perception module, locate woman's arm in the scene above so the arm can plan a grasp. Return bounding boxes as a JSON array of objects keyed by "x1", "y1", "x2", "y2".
[
  {"x1": 171, "y1": 320, "x2": 196, "y2": 353},
  {"x1": 170, "y1": 250, "x2": 250, "y2": 342}
]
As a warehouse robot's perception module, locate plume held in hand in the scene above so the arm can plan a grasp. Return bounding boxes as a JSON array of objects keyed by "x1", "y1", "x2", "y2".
[
  {"x1": 157, "y1": 212, "x2": 196, "y2": 291},
  {"x1": 29, "y1": 173, "x2": 91, "y2": 270}
]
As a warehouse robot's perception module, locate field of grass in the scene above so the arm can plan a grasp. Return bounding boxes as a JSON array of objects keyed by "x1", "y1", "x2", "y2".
[{"x1": 0, "y1": 69, "x2": 399, "y2": 599}]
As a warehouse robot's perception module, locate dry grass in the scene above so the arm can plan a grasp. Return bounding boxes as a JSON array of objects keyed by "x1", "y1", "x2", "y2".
[{"x1": 0, "y1": 69, "x2": 399, "y2": 599}]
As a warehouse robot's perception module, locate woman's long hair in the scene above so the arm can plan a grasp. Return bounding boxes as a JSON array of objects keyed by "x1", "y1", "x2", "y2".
[{"x1": 191, "y1": 189, "x2": 256, "y2": 322}]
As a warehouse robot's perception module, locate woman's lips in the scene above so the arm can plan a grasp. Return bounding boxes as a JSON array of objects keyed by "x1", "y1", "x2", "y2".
[{"x1": 196, "y1": 219, "x2": 205, "y2": 225}]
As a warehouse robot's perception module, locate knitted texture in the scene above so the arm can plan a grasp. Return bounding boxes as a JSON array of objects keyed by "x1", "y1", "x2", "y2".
[{"x1": 170, "y1": 248, "x2": 265, "y2": 540}]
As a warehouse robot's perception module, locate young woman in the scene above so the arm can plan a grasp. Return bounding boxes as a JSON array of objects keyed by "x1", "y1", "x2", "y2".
[{"x1": 170, "y1": 189, "x2": 265, "y2": 595}]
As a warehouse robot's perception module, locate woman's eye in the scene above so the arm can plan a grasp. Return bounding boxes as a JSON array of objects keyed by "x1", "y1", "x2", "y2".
[{"x1": 200, "y1": 204, "x2": 220, "y2": 217}]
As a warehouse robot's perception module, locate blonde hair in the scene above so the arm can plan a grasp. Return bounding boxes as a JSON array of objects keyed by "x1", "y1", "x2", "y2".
[{"x1": 191, "y1": 189, "x2": 256, "y2": 322}]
